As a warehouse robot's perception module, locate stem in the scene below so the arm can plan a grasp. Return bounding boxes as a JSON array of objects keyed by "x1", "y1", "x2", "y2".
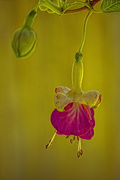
[
  {"x1": 72, "y1": 10, "x2": 92, "y2": 91},
  {"x1": 45, "y1": 0, "x2": 62, "y2": 14},
  {"x1": 23, "y1": 1, "x2": 41, "y2": 28},
  {"x1": 57, "y1": 0, "x2": 61, "y2": 7},
  {"x1": 39, "y1": 0, "x2": 62, "y2": 14},
  {"x1": 78, "y1": 10, "x2": 92, "y2": 54},
  {"x1": 34, "y1": 1, "x2": 41, "y2": 11},
  {"x1": 23, "y1": 10, "x2": 37, "y2": 28}
]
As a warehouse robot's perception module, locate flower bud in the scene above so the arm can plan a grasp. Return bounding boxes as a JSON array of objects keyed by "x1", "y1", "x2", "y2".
[
  {"x1": 11, "y1": 9, "x2": 37, "y2": 59},
  {"x1": 11, "y1": 27, "x2": 37, "y2": 59}
]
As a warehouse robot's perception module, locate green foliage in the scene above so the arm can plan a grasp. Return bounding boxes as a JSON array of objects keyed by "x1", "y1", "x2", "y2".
[{"x1": 101, "y1": 0, "x2": 120, "y2": 13}]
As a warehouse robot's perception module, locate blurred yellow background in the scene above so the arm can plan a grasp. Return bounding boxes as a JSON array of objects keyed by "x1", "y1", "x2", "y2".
[{"x1": 0, "y1": 0, "x2": 120, "y2": 180}]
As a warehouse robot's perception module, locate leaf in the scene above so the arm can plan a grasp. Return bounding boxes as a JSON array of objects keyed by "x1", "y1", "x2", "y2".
[
  {"x1": 101, "y1": 0, "x2": 120, "y2": 12},
  {"x1": 63, "y1": 1, "x2": 92, "y2": 13}
]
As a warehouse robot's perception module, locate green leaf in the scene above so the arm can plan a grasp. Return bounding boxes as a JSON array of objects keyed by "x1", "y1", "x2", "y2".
[
  {"x1": 63, "y1": 1, "x2": 92, "y2": 13},
  {"x1": 101, "y1": 0, "x2": 120, "y2": 12}
]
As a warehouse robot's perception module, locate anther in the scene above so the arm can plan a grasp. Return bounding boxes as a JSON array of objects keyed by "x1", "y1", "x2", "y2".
[
  {"x1": 46, "y1": 140, "x2": 51, "y2": 149},
  {"x1": 70, "y1": 136, "x2": 75, "y2": 143},
  {"x1": 66, "y1": 135, "x2": 70, "y2": 139}
]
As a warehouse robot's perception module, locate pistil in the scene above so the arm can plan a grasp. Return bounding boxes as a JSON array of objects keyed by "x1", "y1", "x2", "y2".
[
  {"x1": 70, "y1": 135, "x2": 76, "y2": 143},
  {"x1": 77, "y1": 137, "x2": 83, "y2": 158}
]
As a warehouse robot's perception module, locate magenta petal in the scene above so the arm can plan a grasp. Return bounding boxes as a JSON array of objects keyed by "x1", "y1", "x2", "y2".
[
  {"x1": 51, "y1": 102, "x2": 95, "y2": 140},
  {"x1": 56, "y1": 131, "x2": 63, "y2": 135},
  {"x1": 79, "y1": 128, "x2": 94, "y2": 140},
  {"x1": 82, "y1": 105, "x2": 95, "y2": 128}
]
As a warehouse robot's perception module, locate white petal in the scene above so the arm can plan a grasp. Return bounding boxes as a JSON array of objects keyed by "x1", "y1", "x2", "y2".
[
  {"x1": 76, "y1": 90, "x2": 100, "y2": 108},
  {"x1": 54, "y1": 92, "x2": 73, "y2": 110},
  {"x1": 55, "y1": 86, "x2": 71, "y2": 94}
]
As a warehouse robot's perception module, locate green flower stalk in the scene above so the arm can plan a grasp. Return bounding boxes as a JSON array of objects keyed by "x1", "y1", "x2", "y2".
[
  {"x1": 11, "y1": 9, "x2": 37, "y2": 59},
  {"x1": 72, "y1": 53, "x2": 83, "y2": 91}
]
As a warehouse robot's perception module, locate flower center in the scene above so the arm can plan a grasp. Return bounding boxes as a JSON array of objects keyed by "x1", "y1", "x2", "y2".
[{"x1": 66, "y1": 89, "x2": 83, "y2": 101}]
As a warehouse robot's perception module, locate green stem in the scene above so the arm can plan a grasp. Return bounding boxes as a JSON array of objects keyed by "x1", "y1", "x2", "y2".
[
  {"x1": 78, "y1": 10, "x2": 92, "y2": 53},
  {"x1": 39, "y1": 0, "x2": 62, "y2": 14},
  {"x1": 23, "y1": 1, "x2": 41, "y2": 28},
  {"x1": 72, "y1": 10, "x2": 92, "y2": 91},
  {"x1": 23, "y1": 10, "x2": 37, "y2": 28},
  {"x1": 34, "y1": 1, "x2": 41, "y2": 11},
  {"x1": 57, "y1": 0, "x2": 62, "y2": 7}
]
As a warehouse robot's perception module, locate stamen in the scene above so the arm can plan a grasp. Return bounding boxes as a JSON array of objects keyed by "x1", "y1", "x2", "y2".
[
  {"x1": 70, "y1": 135, "x2": 75, "y2": 143},
  {"x1": 77, "y1": 137, "x2": 83, "y2": 158},
  {"x1": 46, "y1": 131, "x2": 57, "y2": 149},
  {"x1": 66, "y1": 135, "x2": 70, "y2": 139}
]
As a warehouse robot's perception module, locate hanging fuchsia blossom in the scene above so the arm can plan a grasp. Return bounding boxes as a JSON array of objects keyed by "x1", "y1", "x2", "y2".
[{"x1": 46, "y1": 53, "x2": 102, "y2": 157}]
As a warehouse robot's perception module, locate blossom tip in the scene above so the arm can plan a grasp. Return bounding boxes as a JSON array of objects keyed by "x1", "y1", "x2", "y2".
[
  {"x1": 46, "y1": 144, "x2": 49, "y2": 149},
  {"x1": 46, "y1": 140, "x2": 51, "y2": 149},
  {"x1": 70, "y1": 136, "x2": 75, "y2": 143},
  {"x1": 77, "y1": 150, "x2": 83, "y2": 158}
]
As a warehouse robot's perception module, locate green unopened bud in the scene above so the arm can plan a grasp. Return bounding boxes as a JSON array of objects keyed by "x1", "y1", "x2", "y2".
[
  {"x1": 11, "y1": 27, "x2": 37, "y2": 59},
  {"x1": 11, "y1": 9, "x2": 37, "y2": 59}
]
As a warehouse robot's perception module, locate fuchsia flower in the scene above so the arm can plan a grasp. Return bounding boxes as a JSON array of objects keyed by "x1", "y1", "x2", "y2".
[{"x1": 46, "y1": 53, "x2": 102, "y2": 157}]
